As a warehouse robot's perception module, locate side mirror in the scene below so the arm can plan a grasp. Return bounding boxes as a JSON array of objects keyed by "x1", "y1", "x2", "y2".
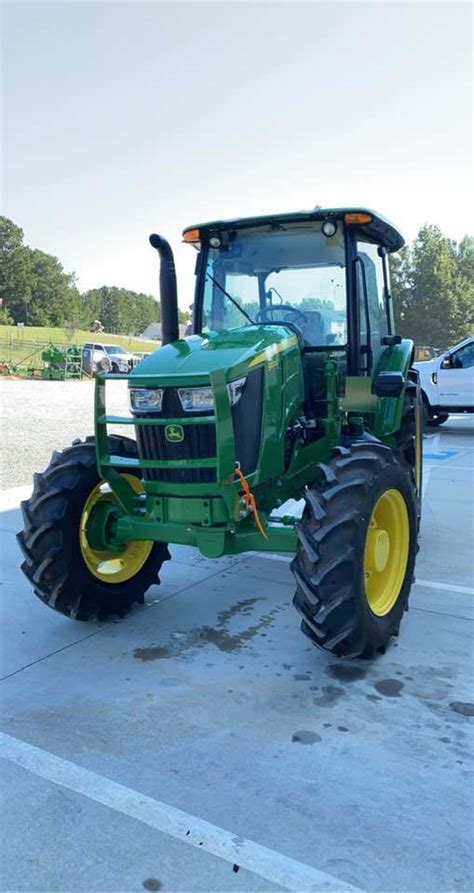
[
  {"x1": 373, "y1": 371, "x2": 404, "y2": 398},
  {"x1": 441, "y1": 357, "x2": 452, "y2": 369}
]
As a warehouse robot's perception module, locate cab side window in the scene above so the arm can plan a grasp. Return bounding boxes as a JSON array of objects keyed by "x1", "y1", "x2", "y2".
[{"x1": 356, "y1": 239, "x2": 388, "y2": 372}]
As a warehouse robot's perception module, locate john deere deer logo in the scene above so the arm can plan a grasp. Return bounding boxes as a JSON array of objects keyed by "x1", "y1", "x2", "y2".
[{"x1": 165, "y1": 424, "x2": 184, "y2": 443}]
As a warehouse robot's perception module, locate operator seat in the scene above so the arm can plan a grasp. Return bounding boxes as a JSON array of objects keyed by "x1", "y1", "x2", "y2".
[{"x1": 300, "y1": 310, "x2": 326, "y2": 346}]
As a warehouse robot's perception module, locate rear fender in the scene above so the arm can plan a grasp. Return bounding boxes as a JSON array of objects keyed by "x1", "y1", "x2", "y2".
[{"x1": 372, "y1": 338, "x2": 414, "y2": 438}]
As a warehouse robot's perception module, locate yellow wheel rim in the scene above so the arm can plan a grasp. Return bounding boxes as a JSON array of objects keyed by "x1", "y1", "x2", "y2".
[
  {"x1": 79, "y1": 475, "x2": 153, "y2": 583},
  {"x1": 364, "y1": 488, "x2": 410, "y2": 616}
]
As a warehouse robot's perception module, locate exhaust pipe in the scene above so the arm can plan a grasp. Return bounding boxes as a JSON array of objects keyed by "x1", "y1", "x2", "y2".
[{"x1": 149, "y1": 233, "x2": 179, "y2": 345}]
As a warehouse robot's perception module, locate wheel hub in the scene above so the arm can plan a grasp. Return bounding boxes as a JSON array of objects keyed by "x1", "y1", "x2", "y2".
[
  {"x1": 85, "y1": 498, "x2": 122, "y2": 552},
  {"x1": 363, "y1": 488, "x2": 410, "y2": 616},
  {"x1": 79, "y1": 476, "x2": 154, "y2": 583},
  {"x1": 366, "y1": 525, "x2": 390, "y2": 573}
]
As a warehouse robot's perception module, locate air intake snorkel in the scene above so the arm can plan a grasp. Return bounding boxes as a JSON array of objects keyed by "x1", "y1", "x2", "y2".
[{"x1": 149, "y1": 233, "x2": 179, "y2": 345}]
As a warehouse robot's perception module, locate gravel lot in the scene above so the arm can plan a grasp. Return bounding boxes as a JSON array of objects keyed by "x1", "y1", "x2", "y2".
[{"x1": 0, "y1": 378, "x2": 130, "y2": 489}]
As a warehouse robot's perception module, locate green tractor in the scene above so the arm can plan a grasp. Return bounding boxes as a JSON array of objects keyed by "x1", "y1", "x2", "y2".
[{"x1": 18, "y1": 208, "x2": 423, "y2": 659}]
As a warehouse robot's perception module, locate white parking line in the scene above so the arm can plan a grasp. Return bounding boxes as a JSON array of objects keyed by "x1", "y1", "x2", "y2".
[
  {"x1": 248, "y1": 551, "x2": 292, "y2": 563},
  {"x1": 435, "y1": 444, "x2": 474, "y2": 450},
  {"x1": 0, "y1": 732, "x2": 362, "y2": 893},
  {"x1": 415, "y1": 579, "x2": 474, "y2": 596},
  {"x1": 422, "y1": 464, "x2": 433, "y2": 497},
  {"x1": 251, "y1": 553, "x2": 474, "y2": 595},
  {"x1": 424, "y1": 465, "x2": 474, "y2": 471},
  {"x1": 429, "y1": 432, "x2": 442, "y2": 451}
]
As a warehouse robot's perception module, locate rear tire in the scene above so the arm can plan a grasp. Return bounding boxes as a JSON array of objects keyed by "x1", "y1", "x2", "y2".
[
  {"x1": 291, "y1": 441, "x2": 418, "y2": 659},
  {"x1": 421, "y1": 394, "x2": 449, "y2": 428},
  {"x1": 17, "y1": 436, "x2": 170, "y2": 621},
  {"x1": 396, "y1": 369, "x2": 423, "y2": 526}
]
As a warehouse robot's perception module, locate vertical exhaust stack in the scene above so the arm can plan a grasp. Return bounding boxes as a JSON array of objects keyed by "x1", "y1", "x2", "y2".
[{"x1": 149, "y1": 233, "x2": 180, "y2": 345}]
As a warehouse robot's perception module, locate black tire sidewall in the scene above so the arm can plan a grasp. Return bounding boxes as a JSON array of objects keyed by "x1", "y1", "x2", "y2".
[
  {"x1": 58, "y1": 459, "x2": 133, "y2": 597},
  {"x1": 45, "y1": 444, "x2": 164, "y2": 609},
  {"x1": 414, "y1": 378, "x2": 423, "y2": 522}
]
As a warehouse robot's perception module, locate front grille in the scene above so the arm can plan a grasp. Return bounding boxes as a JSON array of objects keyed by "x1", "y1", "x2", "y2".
[
  {"x1": 135, "y1": 373, "x2": 263, "y2": 485},
  {"x1": 135, "y1": 387, "x2": 216, "y2": 483},
  {"x1": 137, "y1": 421, "x2": 216, "y2": 483}
]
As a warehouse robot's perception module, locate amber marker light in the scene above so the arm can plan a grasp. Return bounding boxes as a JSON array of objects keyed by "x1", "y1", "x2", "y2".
[
  {"x1": 182, "y1": 229, "x2": 201, "y2": 242},
  {"x1": 344, "y1": 213, "x2": 373, "y2": 224}
]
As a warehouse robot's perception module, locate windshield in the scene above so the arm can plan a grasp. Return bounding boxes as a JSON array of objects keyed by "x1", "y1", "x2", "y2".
[
  {"x1": 201, "y1": 223, "x2": 347, "y2": 347},
  {"x1": 104, "y1": 345, "x2": 126, "y2": 355}
]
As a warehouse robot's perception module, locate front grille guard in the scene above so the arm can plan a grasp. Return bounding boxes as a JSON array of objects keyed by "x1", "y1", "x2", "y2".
[{"x1": 94, "y1": 370, "x2": 236, "y2": 514}]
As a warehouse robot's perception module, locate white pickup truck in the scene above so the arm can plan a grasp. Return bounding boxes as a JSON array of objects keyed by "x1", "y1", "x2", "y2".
[
  {"x1": 82, "y1": 342, "x2": 141, "y2": 375},
  {"x1": 414, "y1": 336, "x2": 474, "y2": 426}
]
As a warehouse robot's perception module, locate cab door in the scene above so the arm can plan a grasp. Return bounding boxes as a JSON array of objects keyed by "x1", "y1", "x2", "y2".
[
  {"x1": 356, "y1": 238, "x2": 389, "y2": 374},
  {"x1": 437, "y1": 340, "x2": 474, "y2": 408}
]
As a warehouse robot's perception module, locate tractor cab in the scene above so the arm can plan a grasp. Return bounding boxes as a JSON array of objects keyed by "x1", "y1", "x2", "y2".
[{"x1": 183, "y1": 208, "x2": 404, "y2": 384}]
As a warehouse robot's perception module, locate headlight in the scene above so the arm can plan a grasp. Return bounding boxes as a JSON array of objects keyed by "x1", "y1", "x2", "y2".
[
  {"x1": 129, "y1": 388, "x2": 163, "y2": 412},
  {"x1": 228, "y1": 377, "x2": 246, "y2": 405},
  {"x1": 177, "y1": 379, "x2": 247, "y2": 412},
  {"x1": 178, "y1": 386, "x2": 214, "y2": 413}
]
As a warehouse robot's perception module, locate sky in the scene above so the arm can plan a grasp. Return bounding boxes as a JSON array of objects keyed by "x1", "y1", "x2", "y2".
[{"x1": 2, "y1": 1, "x2": 472, "y2": 310}]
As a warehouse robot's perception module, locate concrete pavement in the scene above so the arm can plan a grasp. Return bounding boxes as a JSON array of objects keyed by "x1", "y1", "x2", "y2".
[{"x1": 1, "y1": 417, "x2": 473, "y2": 892}]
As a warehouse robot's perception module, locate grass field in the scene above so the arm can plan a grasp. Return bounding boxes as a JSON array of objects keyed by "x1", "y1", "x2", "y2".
[
  {"x1": 0, "y1": 325, "x2": 160, "y2": 369},
  {"x1": 0, "y1": 325, "x2": 159, "y2": 352}
]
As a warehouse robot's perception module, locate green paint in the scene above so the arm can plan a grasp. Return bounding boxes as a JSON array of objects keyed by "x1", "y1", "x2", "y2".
[{"x1": 372, "y1": 339, "x2": 414, "y2": 438}]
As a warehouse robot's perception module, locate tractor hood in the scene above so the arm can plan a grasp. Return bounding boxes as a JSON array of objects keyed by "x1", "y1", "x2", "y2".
[{"x1": 130, "y1": 326, "x2": 298, "y2": 382}]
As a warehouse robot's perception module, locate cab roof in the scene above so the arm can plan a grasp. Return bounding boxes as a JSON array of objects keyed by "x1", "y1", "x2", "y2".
[{"x1": 183, "y1": 207, "x2": 404, "y2": 253}]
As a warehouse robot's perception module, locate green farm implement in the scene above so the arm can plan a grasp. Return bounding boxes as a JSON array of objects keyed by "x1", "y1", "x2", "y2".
[
  {"x1": 41, "y1": 344, "x2": 83, "y2": 380},
  {"x1": 0, "y1": 342, "x2": 85, "y2": 379},
  {"x1": 19, "y1": 208, "x2": 422, "y2": 658}
]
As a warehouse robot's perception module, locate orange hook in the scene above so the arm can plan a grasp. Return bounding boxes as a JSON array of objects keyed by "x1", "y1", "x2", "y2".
[{"x1": 234, "y1": 462, "x2": 268, "y2": 540}]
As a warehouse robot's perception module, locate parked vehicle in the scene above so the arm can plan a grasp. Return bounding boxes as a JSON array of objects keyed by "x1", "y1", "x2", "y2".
[
  {"x1": 414, "y1": 336, "x2": 474, "y2": 426},
  {"x1": 82, "y1": 342, "x2": 140, "y2": 375}
]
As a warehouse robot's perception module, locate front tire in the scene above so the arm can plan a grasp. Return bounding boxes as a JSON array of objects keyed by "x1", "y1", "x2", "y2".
[
  {"x1": 291, "y1": 442, "x2": 418, "y2": 659},
  {"x1": 17, "y1": 437, "x2": 170, "y2": 620}
]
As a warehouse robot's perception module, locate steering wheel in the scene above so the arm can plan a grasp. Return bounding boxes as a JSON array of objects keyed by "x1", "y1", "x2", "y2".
[{"x1": 256, "y1": 304, "x2": 308, "y2": 326}]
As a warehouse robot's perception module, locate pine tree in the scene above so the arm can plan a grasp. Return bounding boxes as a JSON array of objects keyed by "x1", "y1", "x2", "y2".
[{"x1": 391, "y1": 225, "x2": 474, "y2": 349}]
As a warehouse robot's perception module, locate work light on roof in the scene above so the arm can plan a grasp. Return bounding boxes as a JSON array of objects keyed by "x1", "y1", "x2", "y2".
[{"x1": 322, "y1": 220, "x2": 338, "y2": 237}]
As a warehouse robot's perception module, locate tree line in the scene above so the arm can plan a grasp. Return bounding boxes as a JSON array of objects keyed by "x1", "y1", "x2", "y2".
[
  {"x1": 390, "y1": 225, "x2": 473, "y2": 348},
  {"x1": 0, "y1": 216, "x2": 173, "y2": 336},
  {"x1": 1, "y1": 215, "x2": 472, "y2": 346}
]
